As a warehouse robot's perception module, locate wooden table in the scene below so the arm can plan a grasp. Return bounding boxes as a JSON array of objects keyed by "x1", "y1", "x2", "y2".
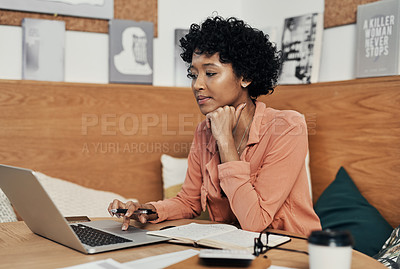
[{"x1": 0, "y1": 218, "x2": 385, "y2": 268}]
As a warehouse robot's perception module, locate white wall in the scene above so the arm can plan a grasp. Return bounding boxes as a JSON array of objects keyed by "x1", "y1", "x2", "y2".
[
  {"x1": 0, "y1": 26, "x2": 22, "y2": 80},
  {"x1": 0, "y1": 0, "x2": 358, "y2": 85},
  {"x1": 65, "y1": 31, "x2": 109, "y2": 84}
]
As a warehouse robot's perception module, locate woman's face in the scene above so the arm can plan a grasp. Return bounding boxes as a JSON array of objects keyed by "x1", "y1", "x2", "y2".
[{"x1": 188, "y1": 52, "x2": 248, "y2": 115}]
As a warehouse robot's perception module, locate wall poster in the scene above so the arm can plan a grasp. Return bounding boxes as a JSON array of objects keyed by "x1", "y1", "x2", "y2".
[{"x1": 0, "y1": 0, "x2": 113, "y2": 19}]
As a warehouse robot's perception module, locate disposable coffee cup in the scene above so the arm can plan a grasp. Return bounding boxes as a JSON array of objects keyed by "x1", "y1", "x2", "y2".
[{"x1": 308, "y1": 230, "x2": 354, "y2": 269}]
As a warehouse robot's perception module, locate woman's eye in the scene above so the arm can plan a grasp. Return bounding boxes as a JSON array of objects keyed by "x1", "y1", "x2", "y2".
[
  {"x1": 187, "y1": 73, "x2": 197, "y2": 79},
  {"x1": 206, "y1": 72, "x2": 216, "y2": 77}
]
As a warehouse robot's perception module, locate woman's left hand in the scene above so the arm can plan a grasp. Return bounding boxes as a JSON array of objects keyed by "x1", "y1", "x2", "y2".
[{"x1": 206, "y1": 103, "x2": 246, "y2": 145}]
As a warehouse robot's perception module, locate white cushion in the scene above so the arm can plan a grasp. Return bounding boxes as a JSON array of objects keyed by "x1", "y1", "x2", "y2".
[
  {"x1": 35, "y1": 172, "x2": 137, "y2": 218},
  {"x1": 161, "y1": 154, "x2": 188, "y2": 199}
]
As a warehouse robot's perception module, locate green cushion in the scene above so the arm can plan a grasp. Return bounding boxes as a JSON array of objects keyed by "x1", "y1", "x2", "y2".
[{"x1": 314, "y1": 167, "x2": 393, "y2": 257}]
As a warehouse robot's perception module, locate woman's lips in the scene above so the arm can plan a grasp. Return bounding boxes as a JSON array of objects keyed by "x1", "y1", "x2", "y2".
[{"x1": 197, "y1": 96, "x2": 211, "y2": 105}]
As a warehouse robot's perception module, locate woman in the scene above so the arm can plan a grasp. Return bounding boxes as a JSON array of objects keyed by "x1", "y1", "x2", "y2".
[{"x1": 109, "y1": 16, "x2": 321, "y2": 235}]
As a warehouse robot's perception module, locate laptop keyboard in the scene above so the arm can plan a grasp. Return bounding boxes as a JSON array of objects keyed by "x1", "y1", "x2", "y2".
[{"x1": 71, "y1": 224, "x2": 132, "y2": 247}]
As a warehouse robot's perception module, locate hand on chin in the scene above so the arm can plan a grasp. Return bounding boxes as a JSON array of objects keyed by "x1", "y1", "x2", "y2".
[{"x1": 205, "y1": 103, "x2": 246, "y2": 141}]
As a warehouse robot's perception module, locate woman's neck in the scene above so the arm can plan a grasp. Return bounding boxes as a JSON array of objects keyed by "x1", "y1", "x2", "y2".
[
  {"x1": 237, "y1": 99, "x2": 256, "y2": 130},
  {"x1": 233, "y1": 99, "x2": 256, "y2": 150}
]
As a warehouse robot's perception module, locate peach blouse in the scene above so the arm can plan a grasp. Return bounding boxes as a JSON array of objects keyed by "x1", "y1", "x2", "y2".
[{"x1": 151, "y1": 101, "x2": 321, "y2": 236}]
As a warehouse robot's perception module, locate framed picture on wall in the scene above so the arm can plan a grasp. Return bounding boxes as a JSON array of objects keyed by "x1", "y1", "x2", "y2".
[
  {"x1": 174, "y1": 28, "x2": 191, "y2": 87},
  {"x1": 22, "y1": 18, "x2": 65, "y2": 82},
  {"x1": 0, "y1": 0, "x2": 113, "y2": 19},
  {"x1": 279, "y1": 12, "x2": 323, "y2": 84},
  {"x1": 109, "y1": 19, "x2": 154, "y2": 84}
]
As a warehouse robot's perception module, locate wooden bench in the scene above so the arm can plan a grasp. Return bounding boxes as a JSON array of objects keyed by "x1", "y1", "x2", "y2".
[{"x1": 0, "y1": 77, "x2": 398, "y2": 228}]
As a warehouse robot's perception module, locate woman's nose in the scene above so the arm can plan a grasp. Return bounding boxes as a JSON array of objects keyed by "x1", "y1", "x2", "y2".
[{"x1": 193, "y1": 74, "x2": 205, "y2": 91}]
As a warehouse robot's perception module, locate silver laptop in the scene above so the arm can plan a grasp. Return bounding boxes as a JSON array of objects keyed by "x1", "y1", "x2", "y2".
[{"x1": 0, "y1": 164, "x2": 169, "y2": 254}]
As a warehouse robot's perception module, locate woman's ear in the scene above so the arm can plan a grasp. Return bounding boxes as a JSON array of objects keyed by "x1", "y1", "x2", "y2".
[{"x1": 240, "y1": 78, "x2": 252, "y2": 88}]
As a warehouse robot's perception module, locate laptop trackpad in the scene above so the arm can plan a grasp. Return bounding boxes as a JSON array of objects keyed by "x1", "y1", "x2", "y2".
[
  {"x1": 80, "y1": 219, "x2": 169, "y2": 244},
  {"x1": 82, "y1": 219, "x2": 146, "y2": 238}
]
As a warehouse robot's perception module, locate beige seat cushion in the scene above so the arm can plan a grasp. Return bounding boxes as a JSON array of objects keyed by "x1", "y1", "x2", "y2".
[{"x1": 35, "y1": 172, "x2": 137, "y2": 218}]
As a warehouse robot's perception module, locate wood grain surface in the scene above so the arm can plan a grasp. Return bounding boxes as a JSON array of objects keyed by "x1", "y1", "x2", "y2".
[
  {"x1": 0, "y1": 219, "x2": 387, "y2": 268},
  {"x1": 0, "y1": 80, "x2": 201, "y2": 203}
]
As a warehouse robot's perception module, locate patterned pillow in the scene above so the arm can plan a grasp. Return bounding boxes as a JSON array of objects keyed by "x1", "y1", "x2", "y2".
[
  {"x1": 0, "y1": 188, "x2": 17, "y2": 223},
  {"x1": 0, "y1": 171, "x2": 137, "y2": 221},
  {"x1": 35, "y1": 172, "x2": 137, "y2": 218},
  {"x1": 374, "y1": 225, "x2": 400, "y2": 268}
]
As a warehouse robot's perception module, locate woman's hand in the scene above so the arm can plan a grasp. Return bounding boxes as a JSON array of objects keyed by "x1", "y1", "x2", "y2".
[
  {"x1": 108, "y1": 199, "x2": 158, "y2": 230},
  {"x1": 206, "y1": 103, "x2": 246, "y2": 143},
  {"x1": 205, "y1": 103, "x2": 246, "y2": 163}
]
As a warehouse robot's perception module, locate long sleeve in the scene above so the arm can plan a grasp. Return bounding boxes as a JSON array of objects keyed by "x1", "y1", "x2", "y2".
[{"x1": 150, "y1": 125, "x2": 204, "y2": 222}]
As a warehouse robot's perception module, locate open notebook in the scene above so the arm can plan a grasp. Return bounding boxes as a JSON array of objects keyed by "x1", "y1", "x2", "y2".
[{"x1": 147, "y1": 223, "x2": 291, "y2": 253}]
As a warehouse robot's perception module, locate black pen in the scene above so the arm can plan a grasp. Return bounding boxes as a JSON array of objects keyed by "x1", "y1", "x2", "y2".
[{"x1": 110, "y1": 208, "x2": 156, "y2": 215}]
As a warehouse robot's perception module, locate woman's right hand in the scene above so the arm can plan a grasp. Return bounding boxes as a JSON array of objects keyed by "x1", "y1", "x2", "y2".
[{"x1": 108, "y1": 199, "x2": 158, "y2": 230}]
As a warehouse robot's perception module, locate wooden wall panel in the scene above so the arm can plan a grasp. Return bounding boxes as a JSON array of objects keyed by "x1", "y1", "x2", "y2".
[
  {"x1": 1, "y1": 77, "x2": 399, "y2": 227},
  {"x1": 0, "y1": 0, "x2": 158, "y2": 36},
  {"x1": 0, "y1": 80, "x2": 200, "y2": 203},
  {"x1": 324, "y1": 0, "x2": 378, "y2": 28},
  {"x1": 260, "y1": 76, "x2": 400, "y2": 228}
]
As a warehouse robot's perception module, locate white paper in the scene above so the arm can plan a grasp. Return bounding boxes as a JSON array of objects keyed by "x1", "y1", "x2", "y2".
[
  {"x1": 60, "y1": 258, "x2": 131, "y2": 269},
  {"x1": 200, "y1": 229, "x2": 290, "y2": 251},
  {"x1": 123, "y1": 249, "x2": 199, "y2": 269},
  {"x1": 202, "y1": 229, "x2": 259, "y2": 248},
  {"x1": 147, "y1": 223, "x2": 237, "y2": 241}
]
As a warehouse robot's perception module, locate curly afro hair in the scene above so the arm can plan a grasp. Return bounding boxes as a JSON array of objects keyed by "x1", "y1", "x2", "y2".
[{"x1": 180, "y1": 16, "x2": 281, "y2": 98}]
